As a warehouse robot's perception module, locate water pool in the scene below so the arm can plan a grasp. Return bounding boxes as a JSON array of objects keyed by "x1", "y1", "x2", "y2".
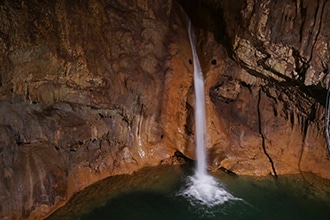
[{"x1": 48, "y1": 166, "x2": 330, "y2": 220}]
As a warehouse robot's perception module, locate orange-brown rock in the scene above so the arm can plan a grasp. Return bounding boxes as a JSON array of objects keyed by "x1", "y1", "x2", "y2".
[
  {"x1": 180, "y1": 0, "x2": 330, "y2": 178},
  {"x1": 1, "y1": 0, "x2": 330, "y2": 219}
]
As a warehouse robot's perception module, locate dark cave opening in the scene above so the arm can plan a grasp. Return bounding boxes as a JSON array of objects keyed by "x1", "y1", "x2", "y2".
[{"x1": 176, "y1": 0, "x2": 236, "y2": 53}]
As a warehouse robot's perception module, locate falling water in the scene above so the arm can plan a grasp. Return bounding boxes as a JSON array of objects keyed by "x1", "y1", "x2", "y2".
[
  {"x1": 188, "y1": 21, "x2": 207, "y2": 177},
  {"x1": 178, "y1": 21, "x2": 240, "y2": 207}
]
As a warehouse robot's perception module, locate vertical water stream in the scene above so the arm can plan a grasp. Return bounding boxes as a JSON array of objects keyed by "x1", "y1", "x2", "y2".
[
  {"x1": 188, "y1": 21, "x2": 207, "y2": 177},
  {"x1": 178, "y1": 21, "x2": 239, "y2": 207}
]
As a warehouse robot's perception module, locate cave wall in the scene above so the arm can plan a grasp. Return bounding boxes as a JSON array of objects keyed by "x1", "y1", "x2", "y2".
[
  {"x1": 1, "y1": 0, "x2": 330, "y2": 219},
  {"x1": 178, "y1": 0, "x2": 330, "y2": 177},
  {"x1": 0, "y1": 0, "x2": 193, "y2": 218}
]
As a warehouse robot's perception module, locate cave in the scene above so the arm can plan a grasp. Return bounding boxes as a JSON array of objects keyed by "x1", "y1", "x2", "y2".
[{"x1": 1, "y1": 0, "x2": 330, "y2": 219}]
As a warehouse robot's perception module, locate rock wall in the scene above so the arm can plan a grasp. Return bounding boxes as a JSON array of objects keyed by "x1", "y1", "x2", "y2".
[
  {"x1": 1, "y1": 0, "x2": 330, "y2": 219},
  {"x1": 0, "y1": 0, "x2": 191, "y2": 218},
  {"x1": 179, "y1": 0, "x2": 330, "y2": 177}
]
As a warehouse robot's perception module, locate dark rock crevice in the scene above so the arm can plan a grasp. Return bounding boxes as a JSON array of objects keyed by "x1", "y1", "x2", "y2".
[
  {"x1": 177, "y1": 0, "x2": 241, "y2": 58},
  {"x1": 257, "y1": 88, "x2": 278, "y2": 177},
  {"x1": 305, "y1": 0, "x2": 325, "y2": 63}
]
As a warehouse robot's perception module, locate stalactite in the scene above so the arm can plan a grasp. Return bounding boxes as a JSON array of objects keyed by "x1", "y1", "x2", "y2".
[{"x1": 290, "y1": 110, "x2": 295, "y2": 128}]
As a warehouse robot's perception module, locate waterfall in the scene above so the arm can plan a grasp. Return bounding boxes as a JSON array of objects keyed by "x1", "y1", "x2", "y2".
[
  {"x1": 178, "y1": 21, "x2": 240, "y2": 207},
  {"x1": 325, "y1": 83, "x2": 330, "y2": 156},
  {"x1": 188, "y1": 21, "x2": 207, "y2": 177}
]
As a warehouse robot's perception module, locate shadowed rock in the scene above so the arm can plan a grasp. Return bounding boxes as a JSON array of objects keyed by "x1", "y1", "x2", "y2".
[{"x1": 1, "y1": 0, "x2": 330, "y2": 219}]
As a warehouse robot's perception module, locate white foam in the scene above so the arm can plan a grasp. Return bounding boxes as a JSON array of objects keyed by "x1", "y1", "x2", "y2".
[{"x1": 179, "y1": 173, "x2": 240, "y2": 207}]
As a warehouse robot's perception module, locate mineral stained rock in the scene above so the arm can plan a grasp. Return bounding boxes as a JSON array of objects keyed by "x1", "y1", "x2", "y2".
[
  {"x1": 1, "y1": 0, "x2": 330, "y2": 219},
  {"x1": 180, "y1": 0, "x2": 330, "y2": 177}
]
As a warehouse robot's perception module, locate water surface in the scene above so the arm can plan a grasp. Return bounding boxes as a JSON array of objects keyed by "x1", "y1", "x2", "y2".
[{"x1": 48, "y1": 166, "x2": 330, "y2": 220}]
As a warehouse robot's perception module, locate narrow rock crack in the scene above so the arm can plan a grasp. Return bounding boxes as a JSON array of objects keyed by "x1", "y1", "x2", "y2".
[
  {"x1": 257, "y1": 88, "x2": 278, "y2": 177},
  {"x1": 307, "y1": 0, "x2": 325, "y2": 63}
]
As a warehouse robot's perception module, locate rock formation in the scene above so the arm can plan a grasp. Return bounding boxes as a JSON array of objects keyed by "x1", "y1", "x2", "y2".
[
  {"x1": 0, "y1": 0, "x2": 330, "y2": 219},
  {"x1": 180, "y1": 0, "x2": 330, "y2": 177}
]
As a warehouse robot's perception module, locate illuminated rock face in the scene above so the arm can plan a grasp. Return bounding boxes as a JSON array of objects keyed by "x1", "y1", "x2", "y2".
[
  {"x1": 1, "y1": 0, "x2": 330, "y2": 219},
  {"x1": 179, "y1": 0, "x2": 330, "y2": 178}
]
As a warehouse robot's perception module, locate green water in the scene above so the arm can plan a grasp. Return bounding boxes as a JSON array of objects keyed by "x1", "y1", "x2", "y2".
[{"x1": 48, "y1": 166, "x2": 330, "y2": 220}]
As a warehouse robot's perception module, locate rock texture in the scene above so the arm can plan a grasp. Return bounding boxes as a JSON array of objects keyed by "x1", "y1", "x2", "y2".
[
  {"x1": 0, "y1": 0, "x2": 185, "y2": 218},
  {"x1": 180, "y1": 0, "x2": 330, "y2": 177},
  {"x1": 1, "y1": 0, "x2": 330, "y2": 219}
]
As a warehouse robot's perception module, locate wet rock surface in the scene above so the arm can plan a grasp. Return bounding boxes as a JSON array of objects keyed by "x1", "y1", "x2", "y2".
[
  {"x1": 180, "y1": 0, "x2": 330, "y2": 177},
  {"x1": 1, "y1": 0, "x2": 330, "y2": 219}
]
